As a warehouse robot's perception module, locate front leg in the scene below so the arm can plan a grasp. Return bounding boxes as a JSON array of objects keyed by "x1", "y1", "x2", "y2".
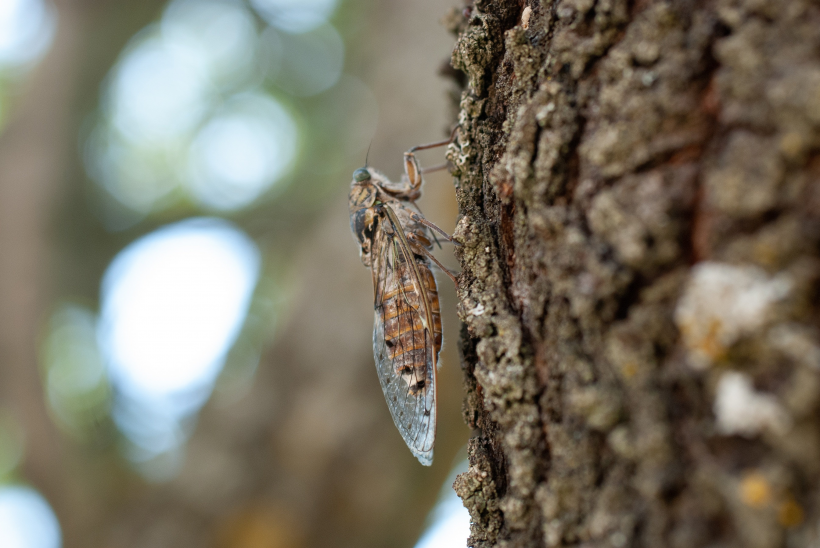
[{"x1": 399, "y1": 127, "x2": 459, "y2": 197}]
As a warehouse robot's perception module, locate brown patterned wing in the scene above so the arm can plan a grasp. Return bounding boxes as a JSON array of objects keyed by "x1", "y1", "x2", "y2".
[{"x1": 371, "y1": 205, "x2": 437, "y2": 465}]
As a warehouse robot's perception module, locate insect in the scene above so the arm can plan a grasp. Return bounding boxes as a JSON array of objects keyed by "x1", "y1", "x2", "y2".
[{"x1": 348, "y1": 135, "x2": 458, "y2": 465}]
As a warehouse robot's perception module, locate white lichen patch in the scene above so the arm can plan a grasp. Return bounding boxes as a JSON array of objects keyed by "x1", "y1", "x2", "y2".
[
  {"x1": 521, "y1": 6, "x2": 533, "y2": 29},
  {"x1": 675, "y1": 262, "x2": 792, "y2": 369},
  {"x1": 714, "y1": 371, "x2": 791, "y2": 437}
]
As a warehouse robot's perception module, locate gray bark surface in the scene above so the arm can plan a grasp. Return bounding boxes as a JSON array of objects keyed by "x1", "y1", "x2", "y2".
[{"x1": 446, "y1": 1, "x2": 820, "y2": 546}]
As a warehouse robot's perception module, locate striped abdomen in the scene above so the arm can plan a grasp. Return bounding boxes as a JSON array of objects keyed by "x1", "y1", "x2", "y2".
[{"x1": 380, "y1": 255, "x2": 442, "y2": 396}]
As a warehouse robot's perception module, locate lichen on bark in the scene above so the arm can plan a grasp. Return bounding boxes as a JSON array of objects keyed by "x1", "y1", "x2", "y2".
[{"x1": 446, "y1": 0, "x2": 820, "y2": 547}]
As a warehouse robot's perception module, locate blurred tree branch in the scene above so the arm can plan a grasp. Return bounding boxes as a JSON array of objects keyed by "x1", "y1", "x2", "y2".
[{"x1": 0, "y1": 2, "x2": 171, "y2": 545}]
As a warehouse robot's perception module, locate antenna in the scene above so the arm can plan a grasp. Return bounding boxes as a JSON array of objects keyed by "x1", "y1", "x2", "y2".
[{"x1": 365, "y1": 141, "x2": 372, "y2": 168}]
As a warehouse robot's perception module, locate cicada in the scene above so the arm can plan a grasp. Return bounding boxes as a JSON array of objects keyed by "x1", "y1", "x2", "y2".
[{"x1": 348, "y1": 136, "x2": 458, "y2": 466}]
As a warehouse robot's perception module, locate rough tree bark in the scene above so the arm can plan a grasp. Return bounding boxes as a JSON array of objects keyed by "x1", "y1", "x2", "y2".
[{"x1": 445, "y1": 1, "x2": 820, "y2": 547}]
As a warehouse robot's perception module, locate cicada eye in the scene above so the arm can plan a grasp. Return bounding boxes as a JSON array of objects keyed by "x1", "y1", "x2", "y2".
[{"x1": 353, "y1": 168, "x2": 371, "y2": 182}]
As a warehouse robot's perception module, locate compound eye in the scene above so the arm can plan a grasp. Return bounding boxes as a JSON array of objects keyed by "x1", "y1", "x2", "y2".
[{"x1": 353, "y1": 168, "x2": 371, "y2": 182}]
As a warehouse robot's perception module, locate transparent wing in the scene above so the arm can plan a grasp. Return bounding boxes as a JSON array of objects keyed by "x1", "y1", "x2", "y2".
[{"x1": 371, "y1": 207, "x2": 437, "y2": 465}]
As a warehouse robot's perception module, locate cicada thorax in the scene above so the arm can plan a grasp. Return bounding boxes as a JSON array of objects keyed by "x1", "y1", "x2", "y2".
[{"x1": 349, "y1": 182, "x2": 379, "y2": 262}]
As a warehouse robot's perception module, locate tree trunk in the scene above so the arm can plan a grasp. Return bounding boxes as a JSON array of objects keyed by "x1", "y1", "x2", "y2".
[{"x1": 447, "y1": 1, "x2": 820, "y2": 547}]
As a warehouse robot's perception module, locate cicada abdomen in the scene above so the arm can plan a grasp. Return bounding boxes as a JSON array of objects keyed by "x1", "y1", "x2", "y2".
[{"x1": 377, "y1": 250, "x2": 443, "y2": 390}]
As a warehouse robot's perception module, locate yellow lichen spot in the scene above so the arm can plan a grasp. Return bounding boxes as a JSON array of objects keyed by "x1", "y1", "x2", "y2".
[
  {"x1": 739, "y1": 472, "x2": 771, "y2": 508},
  {"x1": 621, "y1": 362, "x2": 638, "y2": 379},
  {"x1": 753, "y1": 241, "x2": 779, "y2": 267},
  {"x1": 778, "y1": 497, "x2": 804, "y2": 528},
  {"x1": 696, "y1": 318, "x2": 727, "y2": 362}
]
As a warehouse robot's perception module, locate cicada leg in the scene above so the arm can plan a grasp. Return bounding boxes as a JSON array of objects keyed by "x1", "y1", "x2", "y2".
[
  {"x1": 406, "y1": 232, "x2": 460, "y2": 290},
  {"x1": 408, "y1": 212, "x2": 461, "y2": 247},
  {"x1": 420, "y1": 163, "x2": 450, "y2": 175},
  {"x1": 422, "y1": 246, "x2": 460, "y2": 290},
  {"x1": 402, "y1": 126, "x2": 459, "y2": 195}
]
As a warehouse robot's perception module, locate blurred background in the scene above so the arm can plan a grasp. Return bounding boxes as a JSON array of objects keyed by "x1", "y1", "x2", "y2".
[{"x1": 0, "y1": 0, "x2": 471, "y2": 546}]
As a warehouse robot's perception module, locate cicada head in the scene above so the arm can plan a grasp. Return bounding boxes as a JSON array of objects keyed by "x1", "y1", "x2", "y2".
[{"x1": 349, "y1": 167, "x2": 379, "y2": 251}]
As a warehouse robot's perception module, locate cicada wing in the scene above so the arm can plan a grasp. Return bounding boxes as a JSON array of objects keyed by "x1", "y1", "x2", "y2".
[{"x1": 371, "y1": 208, "x2": 437, "y2": 465}]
